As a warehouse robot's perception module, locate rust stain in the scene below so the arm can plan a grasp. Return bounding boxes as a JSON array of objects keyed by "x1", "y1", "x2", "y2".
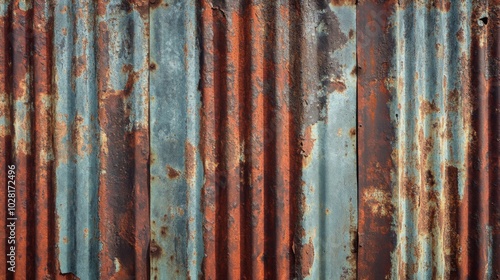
[
  {"x1": 150, "y1": 240, "x2": 163, "y2": 259},
  {"x1": 167, "y1": 165, "x2": 180, "y2": 179},
  {"x1": 420, "y1": 100, "x2": 441, "y2": 115},
  {"x1": 330, "y1": 0, "x2": 356, "y2": 6},
  {"x1": 300, "y1": 238, "x2": 315, "y2": 277},
  {"x1": 184, "y1": 141, "x2": 196, "y2": 182}
]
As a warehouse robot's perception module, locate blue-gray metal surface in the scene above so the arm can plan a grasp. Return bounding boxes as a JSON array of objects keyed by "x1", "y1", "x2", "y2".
[
  {"x1": 150, "y1": 0, "x2": 203, "y2": 279},
  {"x1": 299, "y1": 2, "x2": 357, "y2": 279}
]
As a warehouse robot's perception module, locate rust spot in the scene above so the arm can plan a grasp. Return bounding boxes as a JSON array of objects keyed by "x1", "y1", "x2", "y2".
[
  {"x1": 421, "y1": 100, "x2": 440, "y2": 115},
  {"x1": 73, "y1": 55, "x2": 87, "y2": 78},
  {"x1": 167, "y1": 165, "x2": 180, "y2": 179},
  {"x1": 456, "y1": 28, "x2": 464, "y2": 42},
  {"x1": 123, "y1": 67, "x2": 140, "y2": 97},
  {"x1": 301, "y1": 238, "x2": 315, "y2": 277},
  {"x1": 425, "y1": 170, "x2": 436, "y2": 187},
  {"x1": 447, "y1": 89, "x2": 459, "y2": 112},
  {"x1": 160, "y1": 226, "x2": 168, "y2": 237},
  {"x1": 328, "y1": 80, "x2": 346, "y2": 93},
  {"x1": 349, "y1": 128, "x2": 356, "y2": 138},
  {"x1": 149, "y1": 63, "x2": 157, "y2": 70},
  {"x1": 150, "y1": 240, "x2": 163, "y2": 259}
]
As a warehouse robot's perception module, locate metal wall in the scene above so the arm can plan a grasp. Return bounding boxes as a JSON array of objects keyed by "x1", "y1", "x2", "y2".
[{"x1": 0, "y1": 0, "x2": 497, "y2": 279}]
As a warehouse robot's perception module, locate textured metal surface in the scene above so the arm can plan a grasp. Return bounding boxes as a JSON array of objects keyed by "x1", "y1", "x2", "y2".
[
  {"x1": 358, "y1": 0, "x2": 500, "y2": 279},
  {"x1": 1, "y1": 0, "x2": 149, "y2": 279},
  {"x1": 0, "y1": 0, "x2": 498, "y2": 279},
  {"x1": 198, "y1": 1, "x2": 356, "y2": 279},
  {"x1": 149, "y1": 0, "x2": 203, "y2": 279}
]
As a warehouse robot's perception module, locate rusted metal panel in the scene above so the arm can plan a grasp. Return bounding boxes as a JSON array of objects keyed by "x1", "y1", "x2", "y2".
[
  {"x1": 95, "y1": 0, "x2": 150, "y2": 279},
  {"x1": 1, "y1": 0, "x2": 150, "y2": 279},
  {"x1": 298, "y1": 2, "x2": 357, "y2": 279},
  {"x1": 359, "y1": 0, "x2": 500, "y2": 279},
  {"x1": 54, "y1": 0, "x2": 100, "y2": 278},
  {"x1": 199, "y1": 0, "x2": 357, "y2": 279},
  {"x1": 150, "y1": 0, "x2": 203, "y2": 279},
  {"x1": 0, "y1": 0, "x2": 498, "y2": 279}
]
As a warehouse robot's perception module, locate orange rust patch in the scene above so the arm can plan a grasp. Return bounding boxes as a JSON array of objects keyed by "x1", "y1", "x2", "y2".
[
  {"x1": 301, "y1": 126, "x2": 316, "y2": 168},
  {"x1": 421, "y1": 100, "x2": 440, "y2": 115},
  {"x1": 328, "y1": 80, "x2": 346, "y2": 93},
  {"x1": 184, "y1": 141, "x2": 196, "y2": 182},
  {"x1": 167, "y1": 165, "x2": 180, "y2": 179},
  {"x1": 349, "y1": 127, "x2": 356, "y2": 137},
  {"x1": 73, "y1": 55, "x2": 87, "y2": 78},
  {"x1": 301, "y1": 238, "x2": 315, "y2": 277}
]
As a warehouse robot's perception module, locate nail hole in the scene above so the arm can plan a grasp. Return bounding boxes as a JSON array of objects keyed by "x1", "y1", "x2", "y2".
[{"x1": 479, "y1": 16, "x2": 488, "y2": 26}]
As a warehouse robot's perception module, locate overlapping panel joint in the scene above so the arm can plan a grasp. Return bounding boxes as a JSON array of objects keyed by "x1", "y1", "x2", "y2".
[{"x1": 358, "y1": 0, "x2": 499, "y2": 279}]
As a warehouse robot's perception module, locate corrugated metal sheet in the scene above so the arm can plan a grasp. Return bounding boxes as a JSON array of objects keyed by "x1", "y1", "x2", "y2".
[
  {"x1": 1, "y1": 0, "x2": 149, "y2": 279},
  {"x1": 0, "y1": 0, "x2": 498, "y2": 279},
  {"x1": 197, "y1": 1, "x2": 356, "y2": 279},
  {"x1": 358, "y1": 0, "x2": 499, "y2": 279}
]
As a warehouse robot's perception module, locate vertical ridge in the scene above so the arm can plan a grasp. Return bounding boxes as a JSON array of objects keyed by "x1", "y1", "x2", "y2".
[
  {"x1": 200, "y1": 1, "x2": 217, "y2": 278},
  {"x1": 33, "y1": 0, "x2": 55, "y2": 277}
]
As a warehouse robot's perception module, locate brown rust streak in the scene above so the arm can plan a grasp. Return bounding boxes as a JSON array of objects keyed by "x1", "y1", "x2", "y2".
[
  {"x1": 200, "y1": 1, "x2": 217, "y2": 279},
  {"x1": 11, "y1": 1, "x2": 35, "y2": 279},
  {"x1": 357, "y1": 1, "x2": 397, "y2": 279},
  {"x1": 0, "y1": 0, "x2": 10, "y2": 277},
  {"x1": 240, "y1": 2, "x2": 265, "y2": 279},
  {"x1": 464, "y1": 1, "x2": 493, "y2": 278},
  {"x1": 96, "y1": 0, "x2": 149, "y2": 278},
  {"x1": 33, "y1": 0, "x2": 62, "y2": 278},
  {"x1": 300, "y1": 238, "x2": 314, "y2": 277},
  {"x1": 166, "y1": 165, "x2": 180, "y2": 179}
]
